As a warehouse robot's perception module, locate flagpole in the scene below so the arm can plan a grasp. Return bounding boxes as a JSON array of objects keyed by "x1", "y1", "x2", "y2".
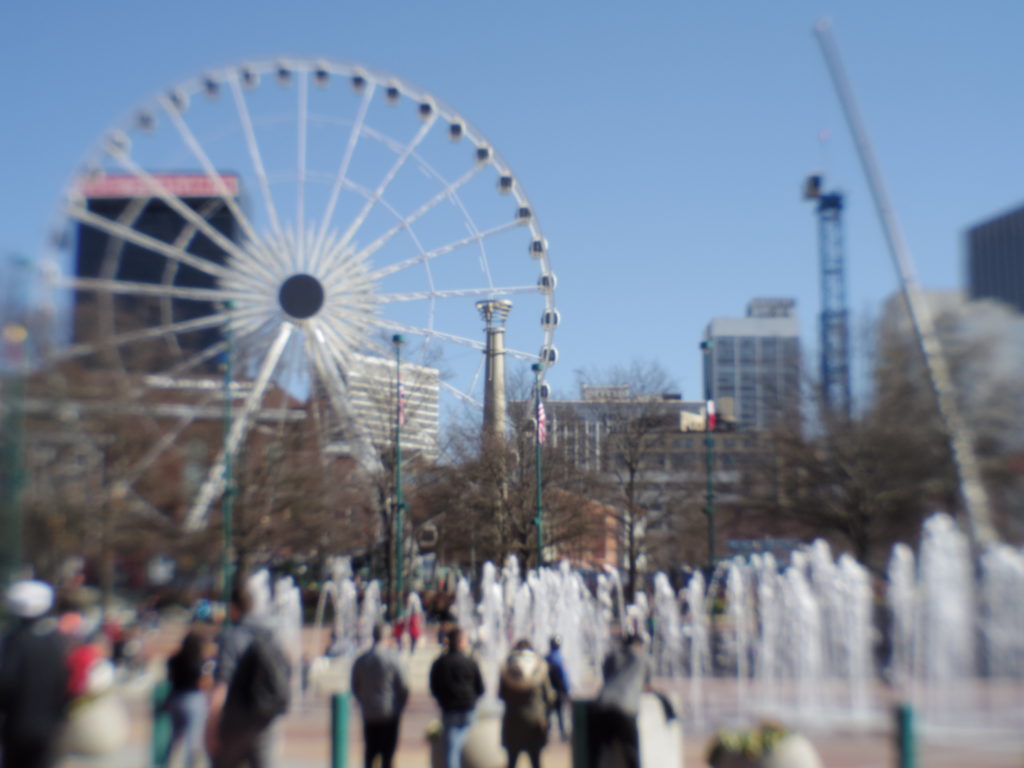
[
  {"x1": 532, "y1": 363, "x2": 544, "y2": 568},
  {"x1": 393, "y1": 334, "x2": 405, "y2": 620}
]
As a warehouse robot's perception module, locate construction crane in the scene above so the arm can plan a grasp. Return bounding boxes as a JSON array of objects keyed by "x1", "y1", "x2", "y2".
[
  {"x1": 804, "y1": 174, "x2": 852, "y2": 419},
  {"x1": 814, "y1": 18, "x2": 996, "y2": 546}
]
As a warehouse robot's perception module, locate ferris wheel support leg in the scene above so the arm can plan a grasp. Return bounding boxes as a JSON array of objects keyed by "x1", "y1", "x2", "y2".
[{"x1": 184, "y1": 323, "x2": 294, "y2": 530}]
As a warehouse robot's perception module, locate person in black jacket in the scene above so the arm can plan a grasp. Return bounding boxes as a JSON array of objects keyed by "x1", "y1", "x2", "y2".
[
  {"x1": 429, "y1": 627, "x2": 484, "y2": 768},
  {"x1": 0, "y1": 579, "x2": 69, "y2": 768},
  {"x1": 164, "y1": 630, "x2": 212, "y2": 768}
]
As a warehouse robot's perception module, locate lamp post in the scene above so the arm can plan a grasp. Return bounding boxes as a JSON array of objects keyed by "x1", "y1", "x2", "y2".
[
  {"x1": 532, "y1": 363, "x2": 544, "y2": 568},
  {"x1": 700, "y1": 340, "x2": 715, "y2": 567},
  {"x1": 393, "y1": 334, "x2": 405, "y2": 620},
  {"x1": 221, "y1": 303, "x2": 235, "y2": 612},
  {"x1": 1, "y1": 323, "x2": 27, "y2": 588}
]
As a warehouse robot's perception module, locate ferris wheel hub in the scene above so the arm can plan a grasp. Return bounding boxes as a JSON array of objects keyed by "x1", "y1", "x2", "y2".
[{"x1": 279, "y1": 273, "x2": 325, "y2": 319}]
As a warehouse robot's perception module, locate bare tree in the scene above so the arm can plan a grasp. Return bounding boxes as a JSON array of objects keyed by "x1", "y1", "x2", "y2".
[
  {"x1": 415, "y1": 368, "x2": 603, "y2": 574},
  {"x1": 574, "y1": 361, "x2": 679, "y2": 599},
  {"x1": 739, "y1": 297, "x2": 1024, "y2": 573}
]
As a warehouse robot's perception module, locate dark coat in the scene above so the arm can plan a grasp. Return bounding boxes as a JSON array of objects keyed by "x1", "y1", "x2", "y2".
[
  {"x1": 429, "y1": 649, "x2": 484, "y2": 713},
  {"x1": 498, "y1": 649, "x2": 555, "y2": 751},
  {"x1": 0, "y1": 617, "x2": 69, "y2": 748}
]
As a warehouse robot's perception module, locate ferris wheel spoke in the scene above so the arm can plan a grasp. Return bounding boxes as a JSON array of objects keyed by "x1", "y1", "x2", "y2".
[
  {"x1": 230, "y1": 74, "x2": 282, "y2": 235},
  {"x1": 54, "y1": 312, "x2": 228, "y2": 363},
  {"x1": 67, "y1": 204, "x2": 252, "y2": 287},
  {"x1": 355, "y1": 164, "x2": 484, "y2": 263},
  {"x1": 120, "y1": 388, "x2": 221, "y2": 487},
  {"x1": 158, "y1": 95, "x2": 263, "y2": 249},
  {"x1": 370, "y1": 318, "x2": 484, "y2": 353},
  {"x1": 306, "y1": 337, "x2": 354, "y2": 433},
  {"x1": 468, "y1": 354, "x2": 485, "y2": 397},
  {"x1": 312, "y1": 83, "x2": 376, "y2": 265},
  {"x1": 318, "y1": 257, "x2": 369, "y2": 295},
  {"x1": 369, "y1": 219, "x2": 521, "y2": 281},
  {"x1": 234, "y1": 238, "x2": 286, "y2": 287},
  {"x1": 104, "y1": 148, "x2": 254, "y2": 269},
  {"x1": 339, "y1": 113, "x2": 438, "y2": 250},
  {"x1": 57, "y1": 275, "x2": 253, "y2": 303},
  {"x1": 441, "y1": 379, "x2": 482, "y2": 408},
  {"x1": 184, "y1": 322, "x2": 293, "y2": 529},
  {"x1": 319, "y1": 304, "x2": 374, "y2": 339},
  {"x1": 296, "y1": 71, "x2": 308, "y2": 270},
  {"x1": 163, "y1": 339, "x2": 229, "y2": 377},
  {"x1": 378, "y1": 285, "x2": 541, "y2": 303},
  {"x1": 311, "y1": 316, "x2": 360, "y2": 370}
]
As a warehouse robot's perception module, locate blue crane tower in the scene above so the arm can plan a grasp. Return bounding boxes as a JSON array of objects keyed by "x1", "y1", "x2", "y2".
[{"x1": 804, "y1": 174, "x2": 851, "y2": 418}]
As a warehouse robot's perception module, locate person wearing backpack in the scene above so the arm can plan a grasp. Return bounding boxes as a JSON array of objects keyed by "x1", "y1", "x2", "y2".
[
  {"x1": 207, "y1": 577, "x2": 292, "y2": 768},
  {"x1": 350, "y1": 621, "x2": 409, "y2": 768}
]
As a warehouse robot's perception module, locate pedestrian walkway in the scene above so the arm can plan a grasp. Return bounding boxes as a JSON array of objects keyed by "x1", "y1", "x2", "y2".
[{"x1": 61, "y1": 624, "x2": 1024, "y2": 768}]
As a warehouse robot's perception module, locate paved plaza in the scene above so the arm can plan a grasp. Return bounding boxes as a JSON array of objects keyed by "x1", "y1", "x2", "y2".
[{"x1": 62, "y1": 622, "x2": 1024, "y2": 768}]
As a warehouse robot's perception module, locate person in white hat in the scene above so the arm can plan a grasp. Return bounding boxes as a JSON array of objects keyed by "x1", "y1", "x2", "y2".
[{"x1": 0, "y1": 579, "x2": 70, "y2": 768}]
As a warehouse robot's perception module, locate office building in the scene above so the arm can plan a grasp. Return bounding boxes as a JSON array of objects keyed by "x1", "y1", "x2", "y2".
[
  {"x1": 345, "y1": 354, "x2": 440, "y2": 462},
  {"x1": 967, "y1": 203, "x2": 1024, "y2": 314},
  {"x1": 74, "y1": 174, "x2": 241, "y2": 370},
  {"x1": 703, "y1": 298, "x2": 801, "y2": 431}
]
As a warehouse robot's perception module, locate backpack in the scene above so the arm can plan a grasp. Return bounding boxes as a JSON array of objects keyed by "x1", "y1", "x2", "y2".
[{"x1": 225, "y1": 631, "x2": 291, "y2": 725}]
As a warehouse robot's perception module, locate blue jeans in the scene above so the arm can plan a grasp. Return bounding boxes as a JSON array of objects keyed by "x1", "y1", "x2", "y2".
[
  {"x1": 165, "y1": 690, "x2": 208, "y2": 768},
  {"x1": 441, "y1": 710, "x2": 475, "y2": 768}
]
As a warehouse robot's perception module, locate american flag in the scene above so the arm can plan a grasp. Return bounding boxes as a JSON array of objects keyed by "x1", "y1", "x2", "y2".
[{"x1": 537, "y1": 400, "x2": 547, "y2": 444}]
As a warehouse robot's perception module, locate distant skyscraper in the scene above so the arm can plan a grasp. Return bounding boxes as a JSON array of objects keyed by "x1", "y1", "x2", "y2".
[
  {"x1": 967, "y1": 203, "x2": 1024, "y2": 314},
  {"x1": 703, "y1": 298, "x2": 801, "y2": 431}
]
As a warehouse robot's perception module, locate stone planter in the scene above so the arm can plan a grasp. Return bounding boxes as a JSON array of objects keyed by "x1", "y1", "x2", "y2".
[{"x1": 709, "y1": 734, "x2": 823, "y2": 768}]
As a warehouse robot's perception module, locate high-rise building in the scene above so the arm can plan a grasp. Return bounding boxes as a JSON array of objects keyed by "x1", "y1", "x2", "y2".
[
  {"x1": 967, "y1": 203, "x2": 1024, "y2": 314},
  {"x1": 74, "y1": 174, "x2": 241, "y2": 370},
  {"x1": 538, "y1": 385, "x2": 705, "y2": 473},
  {"x1": 345, "y1": 354, "x2": 440, "y2": 462},
  {"x1": 703, "y1": 298, "x2": 801, "y2": 431}
]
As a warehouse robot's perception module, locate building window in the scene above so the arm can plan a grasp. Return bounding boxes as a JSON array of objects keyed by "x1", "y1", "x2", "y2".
[{"x1": 739, "y1": 338, "x2": 756, "y2": 364}]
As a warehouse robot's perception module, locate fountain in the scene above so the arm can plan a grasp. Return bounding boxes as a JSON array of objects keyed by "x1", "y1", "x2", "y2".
[{"x1": 294, "y1": 511, "x2": 1024, "y2": 738}]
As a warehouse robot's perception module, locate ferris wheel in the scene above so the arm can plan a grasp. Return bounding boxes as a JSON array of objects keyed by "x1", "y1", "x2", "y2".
[{"x1": 31, "y1": 58, "x2": 558, "y2": 528}]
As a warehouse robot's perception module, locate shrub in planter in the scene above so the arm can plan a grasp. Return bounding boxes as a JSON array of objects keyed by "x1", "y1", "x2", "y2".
[{"x1": 706, "y1": 721, "x2": 822, "y2": 768}]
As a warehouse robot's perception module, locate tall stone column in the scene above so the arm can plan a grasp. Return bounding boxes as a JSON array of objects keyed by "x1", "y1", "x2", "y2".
[{"x1": 476, "y1": 299, "x2": 512, "y2": 446}]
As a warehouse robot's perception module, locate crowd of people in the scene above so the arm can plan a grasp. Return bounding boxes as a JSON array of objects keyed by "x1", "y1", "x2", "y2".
[{"x1": 1, "y1": 575, "x2": 664, "y2": 768}]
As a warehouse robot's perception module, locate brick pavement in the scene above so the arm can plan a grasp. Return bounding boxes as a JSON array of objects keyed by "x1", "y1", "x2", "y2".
[{"x1": 62, "y1": 622, "x2": 1024, "y2": 768}]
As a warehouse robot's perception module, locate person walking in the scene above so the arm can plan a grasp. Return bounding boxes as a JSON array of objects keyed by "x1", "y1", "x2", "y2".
[
  {"x1": 429, "y1": 627, "x2": 485, "y2": 768},
  {"x1": 350, "y1": 621, "x2": 410, "y2": 768},
  {"x1": 498, "y1": 639, "x2": 555, "y2": 768},
  {"x1": 407, "y1": 608, "x2": 423, "y2": 653},
  {"x1": 591, "y1": 632, "x2": 654, "y2": 768},
  {"x1": 207, "y1": 577, "x2": 292, "y2": 768},
  {"x1": 163, "y1": 629, "x2": 213, "y2": 768},
  {"x1": 544, "y1": 635, "x2": 571, "y2": 741},
  {"x1": 0, "y1": 579, "x2": 69, "y2": 768}
]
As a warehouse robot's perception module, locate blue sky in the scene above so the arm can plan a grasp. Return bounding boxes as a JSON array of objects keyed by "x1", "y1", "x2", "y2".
[{"x1": 2, "y1": 1, "x2": 1023, "y2": 404}]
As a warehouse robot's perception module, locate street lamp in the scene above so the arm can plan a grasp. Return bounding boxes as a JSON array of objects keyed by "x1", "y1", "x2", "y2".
[
  {"x1": 393, "y1": 334, "x2": 406, "y2": 620},
  {"x1": 221, "y1": 303, "x2": 236, "y2": 614},
  {"x1": 1, "y1": 323, "x2": 28, "y2": 588},
  {"x1": 531, "y1": 363, "x2": 544, "y2": 567},
  {"x1": 700, "y1": 340, "x2": 715, "y2": 567}
]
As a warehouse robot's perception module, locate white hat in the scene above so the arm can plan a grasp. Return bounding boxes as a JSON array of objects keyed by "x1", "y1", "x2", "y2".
[{"x1": 6, "y1": 579, "x2": 54, "y2": 619}]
